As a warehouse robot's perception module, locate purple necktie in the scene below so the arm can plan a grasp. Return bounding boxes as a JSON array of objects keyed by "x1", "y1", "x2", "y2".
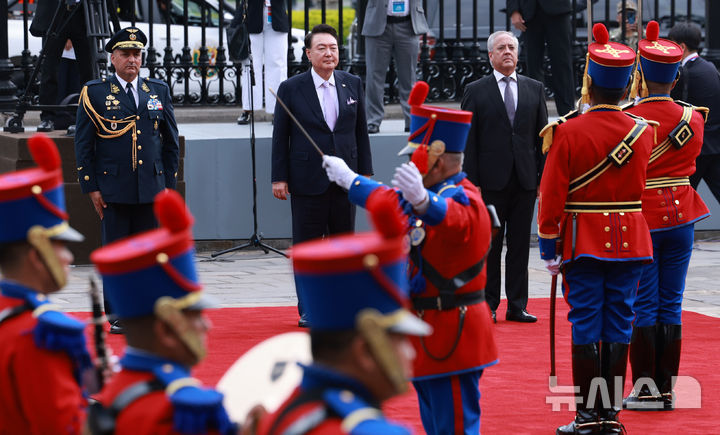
[
  {"x1": 322, "y1": 81, "x2": 337, "y2": 131},
  {"x1": 502, "y1": 76, "x2": 515, "y2": 125}
]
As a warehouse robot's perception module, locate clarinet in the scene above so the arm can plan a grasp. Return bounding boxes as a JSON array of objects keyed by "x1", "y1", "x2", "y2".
[{"x1": 89, "y1": 277, "x2": 110, "y2": 389}]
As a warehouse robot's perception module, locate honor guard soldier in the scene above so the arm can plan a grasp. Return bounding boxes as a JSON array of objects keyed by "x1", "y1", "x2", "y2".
[
  {"x1": 74, "y1": 26, "x2": 179, "y2": 332},
  {"x1": 623, "y1": 21, "x2": 710, "y2": 411},
  {"x1": 0, "y1": 134, "x2": 91, "y2": 434},
  {"x1": 537, "y1": 24, "x2": 656, "y2": 434},
  {"x1": 87, "y1": 190, "x2": 236, "y2": 435},
  {"x1": 322, "y1": 81, "x2": 498, "y2": 434},
  {"x1": 258, "y1": 194, "x2": 431, "y2": 435}
]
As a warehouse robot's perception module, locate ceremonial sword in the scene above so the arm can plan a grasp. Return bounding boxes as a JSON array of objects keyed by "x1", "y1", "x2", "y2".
[
  {"x1": 269, "y1": 88, "x2": 324, "y2": 157},
  {"x1": 89, "y1": 277, "x2": 110, "y2": 390}
]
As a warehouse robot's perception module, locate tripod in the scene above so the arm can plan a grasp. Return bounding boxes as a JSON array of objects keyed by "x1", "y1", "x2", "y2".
[
  {"x1": 212, "y1": 33, "x2": 287, "y2": 259},
  {"x1": 5, "y1": 0, "x2": 113, "y2": 133}
]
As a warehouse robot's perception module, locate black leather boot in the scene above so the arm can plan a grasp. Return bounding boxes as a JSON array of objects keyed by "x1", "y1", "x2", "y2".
[
  {"x1": 599, "y1": 343, "x2": 628, "y2": 434},
  {"x1": 656, "y1": 324, "x2": 682, "y2": 411},
  {"x1": 557, "y1": 343, "x2": 602, "y2": 435},
  {"x1": 623, "y1": 325, "x2": 663, "y2": 410}
]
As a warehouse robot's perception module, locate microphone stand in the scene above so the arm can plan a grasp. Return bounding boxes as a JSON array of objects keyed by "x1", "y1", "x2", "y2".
[{"x1": 212, "y1": 10, "x2": 286, "y2": 259}]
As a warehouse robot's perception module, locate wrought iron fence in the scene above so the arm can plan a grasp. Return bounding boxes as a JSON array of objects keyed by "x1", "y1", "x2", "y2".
[{"x1": 2, "y1": 0, "x2": 715, "y2": 109}]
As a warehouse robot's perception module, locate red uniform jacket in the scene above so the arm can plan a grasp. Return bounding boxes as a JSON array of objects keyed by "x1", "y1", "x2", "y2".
[
  {"x1": 0, "y1": 295, "x2": 86, "y2": 435},
  {"x1": 538, "y1": 109, "x2": 654, "y2": 263},
  {"x1": 626, "y1": 98, "x2": 710, "y2": 231},
  {"x1": 95, "y1": 370, "x2": 177, "y2": 435},
  {"x1": 95, "y1": 368, "x2": 230, "y2": 435},
  {"x1": 349, "y1": 174, "x2": 498, "y2": 380}
]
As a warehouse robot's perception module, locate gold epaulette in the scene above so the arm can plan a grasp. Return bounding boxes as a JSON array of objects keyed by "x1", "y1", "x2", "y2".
[
  {"x1": 79, "y1": 86, "x2": 140, "y2": 170},
  {"x1": 620, "y1": 100, "x2": 636, "y2": 110},
  {"x1": 624, "y1": 112, "x2": 660, "y2": 144},
  {"x1": 540, "y1": 109, "x2": 579, "y2": 154},
  {"x1": 675, "y1": 99, "x2": 710, "y2": 123}
]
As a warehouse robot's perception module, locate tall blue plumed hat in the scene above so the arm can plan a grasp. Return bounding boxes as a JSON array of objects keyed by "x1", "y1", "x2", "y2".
[
  {"x1": 91, "y1": 190, "x2": 214, "y2": 319},
  {"x1": 630, "y1": 21, "x2": 683, "y2": 98},
  {"x1": 581, "y1": 23, "x2": 636, "y2": 105},
  {"x1": 292, "y1": 191, "x2": 430, "y2": 336},
  {"x1": 0, "y1": 133, "x2": 83, "y2": 244},
  {"x1": 397, "y1": 81, "x2": 473, "y2": 176}
]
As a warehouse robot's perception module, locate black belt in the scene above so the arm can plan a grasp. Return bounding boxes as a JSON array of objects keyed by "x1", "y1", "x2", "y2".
[
  {"x1": 413, "y1": 290, "x2": 485, "y2": 311},
  {"x1": 387, "y1": 15, "x2": 411, "y2": 23},
  {"x1": 563, "y1": 201, "x2": 642, "y2": 213}
]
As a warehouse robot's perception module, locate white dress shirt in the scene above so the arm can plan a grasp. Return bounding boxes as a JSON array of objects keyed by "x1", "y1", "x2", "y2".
[
  {"x1": 115, "y1": 73, "x2": 139, "y2": 108},
  {"x1": 311, "y1": 68, "x2": 338, "y2": 122},
  {"x1": 681, "y1": 52, "x2": 699, "y2": 67}
]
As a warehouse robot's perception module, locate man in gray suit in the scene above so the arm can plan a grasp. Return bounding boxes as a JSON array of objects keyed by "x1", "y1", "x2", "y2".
[{"x1": 362, "y1": 0, "x2": 428, "y2": 134}]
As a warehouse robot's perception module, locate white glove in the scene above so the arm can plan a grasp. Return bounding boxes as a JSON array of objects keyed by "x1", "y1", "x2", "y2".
[
  {"x1": 544, "y1": 257, "x2": 562, "y2": 276},
  {"x1": 322, "y1": 155, "x2": 357, "y2": 190},
  {"x1": 392, "y1": 162, "x2": 429, "y2": 209}
]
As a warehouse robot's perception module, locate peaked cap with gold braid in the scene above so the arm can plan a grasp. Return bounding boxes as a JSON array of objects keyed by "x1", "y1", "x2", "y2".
[{"x1": 105, "y1": 27, "x2": 147, "y2": 52}]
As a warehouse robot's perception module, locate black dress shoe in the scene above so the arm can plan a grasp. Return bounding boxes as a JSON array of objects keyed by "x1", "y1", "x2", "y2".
[
  {"x1": 37, "y1": 120, "x2": 54, "y2": 132},
  {"x1": 367, "y1": 124, "x2": 379, "y2": 134},
  {"x1": 109, "y1": 320, "x2": 124, "y2": 335},
  {"x1": 506, "y1": 309, "x2": 538, "y2": 323},
  {"x1": 237, "y1": 111, "x2": 252, "y2": 125},
  {"x1": 297, "y1": 314, "x2": 309, "y2": 328},
  {"x1": 491, "y1": 310, "x2": 497, "y2": 323}
]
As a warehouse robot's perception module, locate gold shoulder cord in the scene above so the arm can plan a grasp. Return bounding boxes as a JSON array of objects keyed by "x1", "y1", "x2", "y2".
[{"x1": 79, "y1": 86, "x2": 139, "y2": 170}]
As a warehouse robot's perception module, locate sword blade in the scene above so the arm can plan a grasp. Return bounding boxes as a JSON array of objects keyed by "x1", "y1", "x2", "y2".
[
  {"x1": 269, "y1": 88, "x2": 324, "y2": 157},
  {"x1": 550, "y1": 273, "x2": 557, "y2": 379}
]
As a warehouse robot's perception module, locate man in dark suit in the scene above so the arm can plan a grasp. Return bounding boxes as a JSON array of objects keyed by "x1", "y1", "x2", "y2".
[
  {"x1": 669, "y1": 21, "x2": 720, "y2": 206},
  {"x1": 461, "y1": 30, "x2": 548, "y2": 323},
  {"x1": 271, "y1": 24, "x2": 373, "y2": 326},
  {"x1": 75, "y1": 27, "x2": 179, "y2": 332},
  {"x1": 30, "y1": 0, "x2": 93, "y2": 132},
  {"x1": 507, "y1": 0, "x2": 575, "y2": 116}
]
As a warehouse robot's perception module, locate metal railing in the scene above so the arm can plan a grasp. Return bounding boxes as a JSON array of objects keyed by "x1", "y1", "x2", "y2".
[{"x1": 1, "y1": 0, "x2": 716, "y2": 111}]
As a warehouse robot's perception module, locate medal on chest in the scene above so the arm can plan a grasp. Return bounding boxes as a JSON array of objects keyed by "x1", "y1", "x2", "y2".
[{"x1": 410, "y1": 219, "x2": 426, "y2": 246}]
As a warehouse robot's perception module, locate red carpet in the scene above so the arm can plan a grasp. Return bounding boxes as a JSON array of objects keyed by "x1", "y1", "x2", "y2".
[{"x1": 79, "y1": 299, "x2": 719, "y2": 434}]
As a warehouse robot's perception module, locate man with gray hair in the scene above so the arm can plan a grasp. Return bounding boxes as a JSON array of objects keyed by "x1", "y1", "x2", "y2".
[{"x1": 462, "y1": 30, "x2": 548, "y2": 324}]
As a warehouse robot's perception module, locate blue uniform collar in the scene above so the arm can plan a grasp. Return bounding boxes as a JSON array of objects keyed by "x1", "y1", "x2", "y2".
[
  {"x1": 121, "y1": 347, "x2": 190, "y2": 374},
  {"x1": 0, "y1": 280, "x2": 48, "y2": 308},
  {"x1": 300, "y1": 363, "x2": 380, "y2": 407},
  {"x1": 428, "y1": 171, "x2": 466, "y2": 194}
]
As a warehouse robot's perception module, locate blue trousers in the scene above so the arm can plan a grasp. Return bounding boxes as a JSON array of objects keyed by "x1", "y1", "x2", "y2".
[
  {"x1": 635, "y1": 225, "x2": 694, "y2": 326},
  {"x1": 413, "y1": 370, "x2": 483, "y2": 435},
  {"x1": 563, "y1": 259, "x2": 644, "y2": 344}
]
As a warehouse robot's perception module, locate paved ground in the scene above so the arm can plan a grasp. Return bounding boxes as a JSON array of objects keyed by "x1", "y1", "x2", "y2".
[{"x1": 58, "y1": 240, "x2": 720, "y2": 318}]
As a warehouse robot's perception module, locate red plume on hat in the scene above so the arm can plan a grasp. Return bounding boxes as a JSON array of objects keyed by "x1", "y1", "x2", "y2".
[
  {"x1": 28, "y1": 133, "x2": 61, "y2": 173},
  {"x1": 408, "y1": 81, "x2": 429, "y2": 107},
  {"x1": 407, "y1": 81, "x2": 434, "y2": 176},
  {"x1": 26, "y1": 133, "x2": 67, "y2": 220},
  {"x1": 366, "y1": 189, "x2": 407, "y2": 240},
  {"x1": 154, "y1": 189, "x2": 194, "y2": 233},
  {"x1": 593, "y1": 23, "x2": 609, "y2": 44},
  {"x1": 645, "y1": 20, "x2": 660, "y2": 41}
]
